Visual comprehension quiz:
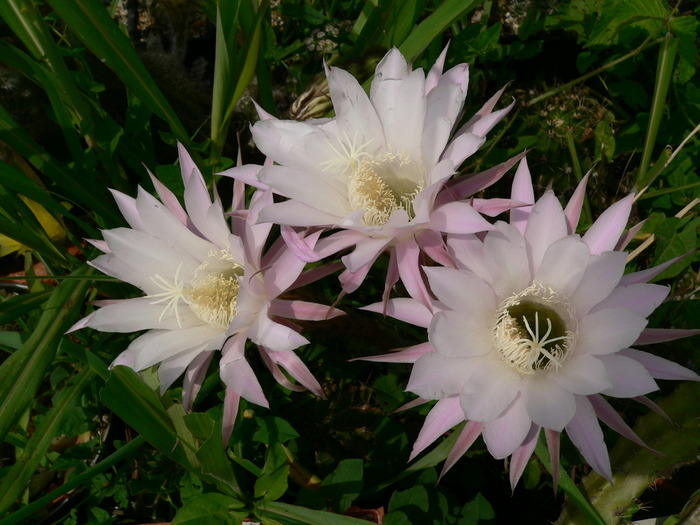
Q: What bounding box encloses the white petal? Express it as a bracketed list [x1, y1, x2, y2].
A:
[524, 191, 568, 272]
[589, 283, 668, 318]
[483, 222, 532, 296]
[258, 199, 343, 227]
[259, 165, 349, 217]
[551, 355, 612, 395]
[569, 251, 628, 316]
[407, 353, 472, 400]
[424, 266, 497, 312]
[597, 354, 659, 397]
[534, 236, 590, 296]
[522, 377, 576, 431]
[422, 82, 466, 167]
[582, 194, 633, 255]
[576, 308, 648, 355]
[482, 396, 532, 459]
[81, 296, 198, 332]
[430, 310, 494, 358]
[460, 361, 521, 421]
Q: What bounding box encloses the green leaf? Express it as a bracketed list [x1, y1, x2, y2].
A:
[457, 492, 495, 524]
[254, 442, 289, 501]
[0, 367, 96, 516]
[321, 459, 364, 513]
[399, 0, 481, 62]
[256, 501, 371, 525]
[587, 0, 669, 47]
[253, 416, 300, 444]
[172, 493, 248, 525]
[0, 290, 52, 325]
[46, 0, 190, 144]
[651, 216, 699, 281]
[0, 265, 94, 446]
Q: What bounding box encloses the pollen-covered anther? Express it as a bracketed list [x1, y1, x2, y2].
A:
[186, 250, 244, 328]
[493, 283, 577, 375]
[347, 152, 425, 227]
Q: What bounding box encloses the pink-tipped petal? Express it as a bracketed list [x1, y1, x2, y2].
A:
[633, 328, 700, 345]
[440, 421, 483, 480]
[582, 194, 634, 255]
[563, 172, 590, 234]
[544, 429, 561, 493]
[509, 158, 535, 233]
[509, 424, 540, 492]
[620, 348, 700, 381]
[565, 396, 612, 481]
[410, 396, 465, 460]
[589, 394, 656, 452]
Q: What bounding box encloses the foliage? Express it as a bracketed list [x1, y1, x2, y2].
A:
[0, 0, 698, 524]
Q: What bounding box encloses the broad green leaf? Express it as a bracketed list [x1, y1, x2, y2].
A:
[254, 442, 289, 501]
[399, 0, 481, 62]
[46, 0, 190, 144]
[587, 0, 669, 47]
[253, 416, 299, 444]
[320, 459, 364, 513]
[457, 492, 495, 525]
[256, 501, 371, 525]
[0, 264, 94, 445]
[0, 367, 96, 515]
[171, 493, 248, 525]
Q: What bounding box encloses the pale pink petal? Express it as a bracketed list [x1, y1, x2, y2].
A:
[342, 237, 391, 273]
[362, 298, 433, 328]
[218, 164, 268, 191]
[633, 327, 700, 345]
[509, 424, 540, 491]
[415, 230, 455, 268]
[482, 396, 532, 459]
[439, 421, 483, 479]
[570, 252, 628, 316]
[590, 283, 668, 318]
[619, 252, 689, 285]
[441, 133, 486, 169]
[407, 353, 471, 400]
[182, 351, 215, 410]
[410, 396, 464, 460]
[576, 308, 648, 356]
[220, 356, 269, 408]
[483, 223, 532, 296]
[597, 353, 658, 397]
[563, 172, 590, 234]
[634, 395, 671, 421]
[328, 65, 385, 151]
[149, 172, 189, 226]
[582, 194, 633, 255]
[423, 80, 468, 166]
[616, 220, 646, 251]
[258, 348, 305, 393]
[424, 44, 449, 93]
[438, 151, 526, 205]
[395, 238, 432, 309]
[339, 260, 375, 293]
[430, 310, 494, 358]
[551, 355, 612, 395]
[259, 199, 343, 228]
[253, 314, 309, 352]
[280, 225, 323, 263]
[110, 189, 145, 231]
[544, 429, 561, 493]
[359, 342, 433, 363]
[183, 166, 230, 249]
[429, 201, 495, 234]
[460, 361, 521, 421]
[265, 240, 315, 298]
[158, 346, 204, 393]
[524, 191, 568, 272]
[509, 158, 535, 233]
[534, 236, 590, 296]
[251, 119, 342, 177]
[259, 165, 348, 217]
[472, 198, 527, 217]
[589, 394, 655, 451]
[446, 233, 489, 277]
[522, 377, 576, 431]
[424, 266, 497, 313]
[620, 348, 700, 381]
[269, 299, 344, 321]
[565, 396, 612, 481]
[261, 347, 324, 397]
[456, 85, 507, 136]
[222, 388, 240, 443]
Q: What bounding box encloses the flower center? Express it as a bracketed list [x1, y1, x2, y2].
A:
[493, 283, 576, 375]
[186, 250, 244, 328]
[347, 152, 425, 227]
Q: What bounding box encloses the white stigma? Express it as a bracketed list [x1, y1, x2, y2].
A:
[149, 263, 187, 327]
[347, 151, 426, 227]
[321, 131, 374, 174]
[493, 283, 577, 375]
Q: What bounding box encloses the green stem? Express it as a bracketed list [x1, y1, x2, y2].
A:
[0, 437, 146, 525]
[636, 32, 679, 189]
[527, 37, 665, 107]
